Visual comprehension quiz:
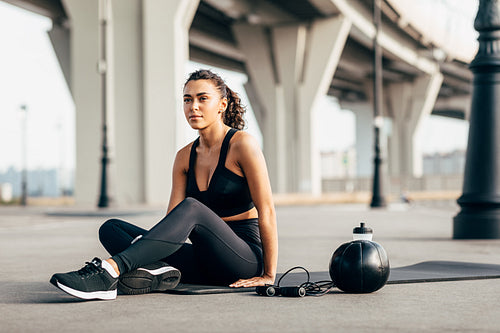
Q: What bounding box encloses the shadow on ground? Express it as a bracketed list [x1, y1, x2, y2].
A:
[0, 281, 88, 304]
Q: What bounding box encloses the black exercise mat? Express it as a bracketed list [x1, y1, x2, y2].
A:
[166, 261, 500, 295]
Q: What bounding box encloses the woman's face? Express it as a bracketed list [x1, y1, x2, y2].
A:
[183, 79, 227, 130]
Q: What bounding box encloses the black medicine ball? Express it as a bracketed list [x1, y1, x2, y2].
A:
[329, 240, 390, 293]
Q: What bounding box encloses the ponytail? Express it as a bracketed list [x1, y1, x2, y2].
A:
[223, 86, 245, 130]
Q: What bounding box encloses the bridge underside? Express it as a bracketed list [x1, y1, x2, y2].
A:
[2, 0, 473, 205]
[4, 0, 471, 115]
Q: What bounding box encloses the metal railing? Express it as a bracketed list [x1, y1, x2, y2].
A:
[322, 174, 463, 195]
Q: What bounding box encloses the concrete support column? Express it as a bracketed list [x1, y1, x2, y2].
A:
[273, 24, 305, 193]
[234, 15, 351, 194]
[110, 0, 144, 204]
[142, 0, 199, 205]
[64, 0, 199, 206]
[63, 0, 101, 205]
[386, 72, 443, 178]
[232, 23, 286, 193]
[296, 17, 351, 194]
[345, 103, 373, 177]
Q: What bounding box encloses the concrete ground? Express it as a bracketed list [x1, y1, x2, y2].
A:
[1, 200, 500, 332]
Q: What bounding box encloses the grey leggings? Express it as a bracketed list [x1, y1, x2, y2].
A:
[99, 197, 263, 286]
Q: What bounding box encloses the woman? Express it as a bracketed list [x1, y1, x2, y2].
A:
[50, 69, 278, 300]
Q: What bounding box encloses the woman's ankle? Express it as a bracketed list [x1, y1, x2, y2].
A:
[105, 258, 120, 276]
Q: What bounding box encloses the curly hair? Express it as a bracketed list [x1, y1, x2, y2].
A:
[184, 69, 246, 130]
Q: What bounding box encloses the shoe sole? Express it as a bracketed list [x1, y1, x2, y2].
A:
[118, 266, 181, 295]
[50, 276, 117, 300]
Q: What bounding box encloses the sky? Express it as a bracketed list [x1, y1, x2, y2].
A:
[0, 1, 472, 173]
[0, 2, 74, 173]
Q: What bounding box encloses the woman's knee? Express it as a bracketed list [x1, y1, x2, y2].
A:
[179, 197, 201, 209]
[177, 197, 214, 215]
[98, 219, 124, 243]
[169, 197, 206, 216]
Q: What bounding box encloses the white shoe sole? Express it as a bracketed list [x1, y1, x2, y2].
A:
[53, 279, 117, 300]
[137, 265, 179, 275]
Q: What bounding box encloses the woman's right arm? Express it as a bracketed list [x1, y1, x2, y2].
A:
[167, 145, 190, 214]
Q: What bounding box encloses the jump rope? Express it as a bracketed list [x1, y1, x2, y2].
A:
[255, 266, 335, 297]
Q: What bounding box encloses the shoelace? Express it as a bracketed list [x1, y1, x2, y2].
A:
[77, 258, 104, 276]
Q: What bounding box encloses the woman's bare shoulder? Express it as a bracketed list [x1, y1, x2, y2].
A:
[231, 130, 260, 151]
[178, 141, 195, 155]
[174, 141, 195, 171]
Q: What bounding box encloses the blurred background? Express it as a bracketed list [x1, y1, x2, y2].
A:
[0, 0, 478, 206]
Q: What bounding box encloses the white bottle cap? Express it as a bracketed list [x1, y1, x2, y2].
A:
[353, 222, 373, 241]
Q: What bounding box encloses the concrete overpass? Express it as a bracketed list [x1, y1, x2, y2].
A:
[2, 0, 474, 205]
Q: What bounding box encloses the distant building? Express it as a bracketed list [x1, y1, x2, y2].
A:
[321, 149, 465, 194]
[0, 167, 74, 198]
[321, 148, 357, 179]
[423, 150, 466, 175]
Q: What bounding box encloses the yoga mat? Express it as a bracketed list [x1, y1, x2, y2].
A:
[166, 261, 500, 295]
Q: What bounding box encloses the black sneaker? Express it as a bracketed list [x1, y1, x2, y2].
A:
[118, 261, 181, 295]
[50, 258, 118, 300]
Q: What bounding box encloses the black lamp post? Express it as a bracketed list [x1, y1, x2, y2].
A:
[453, 0, 500, 238]
[19, 104, 28, 206]
[370, 0, 387, 208]
[97, 0, 111, 208]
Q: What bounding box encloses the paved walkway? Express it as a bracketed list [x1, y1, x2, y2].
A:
[1, 201, 499, 332]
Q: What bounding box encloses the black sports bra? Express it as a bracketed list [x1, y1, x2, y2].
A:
[185, 129, 255, 217]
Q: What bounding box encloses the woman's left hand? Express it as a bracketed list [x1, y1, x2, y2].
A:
[229, 275, 275, 288]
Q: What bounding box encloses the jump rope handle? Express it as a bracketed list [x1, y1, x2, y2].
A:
[255, 285, 306, 297]
[255, 285, 277, 297]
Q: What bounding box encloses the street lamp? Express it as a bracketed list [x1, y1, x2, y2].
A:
[19, 104, 28, 206]
[97, 0, 111, 208]
[370, 0, 387, 208]
[453, 0, 500, 238]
